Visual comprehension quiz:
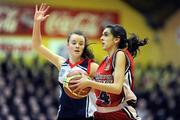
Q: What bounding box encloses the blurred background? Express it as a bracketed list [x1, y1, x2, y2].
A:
[0, 0, 180, 120]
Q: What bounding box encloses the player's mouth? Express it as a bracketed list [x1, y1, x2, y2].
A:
[74, 50, 80, 53]
[102, 42, 105, 46]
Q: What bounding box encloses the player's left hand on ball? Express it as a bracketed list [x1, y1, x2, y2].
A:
[69, 73, 90, 93]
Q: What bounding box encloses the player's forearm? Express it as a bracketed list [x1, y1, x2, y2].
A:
[32, 20, 42, 49]
[89, 80, 123, 95]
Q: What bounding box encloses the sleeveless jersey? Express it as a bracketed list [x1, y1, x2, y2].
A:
[94, 49, 135, 107]
[112, 49, 135, 91]
[57, 59, 96, 119]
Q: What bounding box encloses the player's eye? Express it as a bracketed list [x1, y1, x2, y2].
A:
[71, 40, 76, 45]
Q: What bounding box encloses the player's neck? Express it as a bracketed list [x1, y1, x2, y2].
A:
[107, 47, 117, 58]
[69, 57, 82, 64]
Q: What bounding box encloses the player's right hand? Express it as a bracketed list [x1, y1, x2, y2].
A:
[34, 3, 50, 22]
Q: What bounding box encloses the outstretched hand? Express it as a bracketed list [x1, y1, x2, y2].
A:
[69, 73, 91, 93]
[34, 3, 50, 22]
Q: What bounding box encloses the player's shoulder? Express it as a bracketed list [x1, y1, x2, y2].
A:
[116, 50, 126, 60]
[89, 62, 99, 77]
[91, 62, 99, 67]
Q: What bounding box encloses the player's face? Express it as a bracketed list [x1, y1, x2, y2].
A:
[100, 28, 115, 51]
[68, 34, 85, 59]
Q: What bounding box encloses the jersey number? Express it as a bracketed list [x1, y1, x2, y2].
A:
[99, 92, 110, 104]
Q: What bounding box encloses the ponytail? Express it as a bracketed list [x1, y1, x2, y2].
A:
[127, 33, 148, 58]
[105, 24, 148, 58]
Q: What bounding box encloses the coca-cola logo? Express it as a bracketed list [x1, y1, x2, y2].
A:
[45, 11, 100, 38]
[0, 4, 119, 38]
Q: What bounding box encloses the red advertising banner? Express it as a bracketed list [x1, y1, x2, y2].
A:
[0, 4, 119, 39]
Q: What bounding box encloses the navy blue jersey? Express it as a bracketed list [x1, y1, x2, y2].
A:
[57, 59, 96, 119]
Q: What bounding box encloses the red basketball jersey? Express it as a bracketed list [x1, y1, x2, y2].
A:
[94, 49, 135, 107]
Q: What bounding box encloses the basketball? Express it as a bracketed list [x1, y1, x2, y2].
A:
[63, 70, 91, 99]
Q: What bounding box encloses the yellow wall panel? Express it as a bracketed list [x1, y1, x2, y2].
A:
[1, 0, 179, 66]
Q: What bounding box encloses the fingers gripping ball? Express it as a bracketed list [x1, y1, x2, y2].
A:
[63, 70, 91, 99]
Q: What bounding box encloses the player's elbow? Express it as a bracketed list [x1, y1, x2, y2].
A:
[113, 89, 122, 95]
[112, 86, 123, 95]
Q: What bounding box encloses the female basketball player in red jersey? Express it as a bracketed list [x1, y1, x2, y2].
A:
[70, 24, 148, 120]
[32, 3, 99, 120]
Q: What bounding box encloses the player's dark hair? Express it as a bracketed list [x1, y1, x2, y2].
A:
[67, 30, 94, 59]
[106, 24, 148, 57]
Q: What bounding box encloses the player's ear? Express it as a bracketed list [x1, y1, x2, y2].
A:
[114, 36, 120, 44]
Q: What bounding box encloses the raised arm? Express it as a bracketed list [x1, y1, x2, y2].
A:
[32, 3, 65, 69]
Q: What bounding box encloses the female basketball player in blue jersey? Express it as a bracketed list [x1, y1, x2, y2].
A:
[71, 24, 148, 120]
[32, 3, 99, 120]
